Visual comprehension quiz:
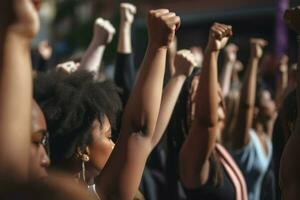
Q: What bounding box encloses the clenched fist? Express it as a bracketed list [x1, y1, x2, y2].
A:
[174, 49, 197, 77]
[206, 23, 233, 52]
[224, 43, 238, 63]
[0, 0, 40, 39]
[147, 9, 180, 48]
[284, 6, 300, 34]
[250, 38, 268, 59]
[120, 3, 137, 24]
[93, 18, 116, 45]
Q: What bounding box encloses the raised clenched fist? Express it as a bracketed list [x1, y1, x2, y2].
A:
[206, 23, 233, 52]
[250, 38, 268, 59]
[120, 3, 137, 24]
[0, 0, 40, 39]
[224, 43, 238, 63]
[147, 9, 181, 48]
[284, 6, 300, 34]
[278, 54, 289, 73]
[174, 49, 197, 77]
[93, 18, 116, 45]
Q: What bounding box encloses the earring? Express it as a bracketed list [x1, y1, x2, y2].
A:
[80, 154, 89, 182]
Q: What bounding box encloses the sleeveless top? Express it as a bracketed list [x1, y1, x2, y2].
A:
[185, 144, 248, 200]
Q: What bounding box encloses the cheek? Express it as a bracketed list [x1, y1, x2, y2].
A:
[89, 137, 114, 170]
[28, 144, 48, 179]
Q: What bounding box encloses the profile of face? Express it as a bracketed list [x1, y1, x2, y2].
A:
[85, 115, 114, 177]
[30, 101, 51, 180]
[258, 90, 276, 120]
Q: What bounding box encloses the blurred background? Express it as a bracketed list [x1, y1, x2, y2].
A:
[35, 0, 299, 75]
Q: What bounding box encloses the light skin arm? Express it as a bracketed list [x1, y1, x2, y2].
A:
[179, 23, 232, 188]
[80, 18, 115, 76]
[96, 9, 180, 200]
[0, 0, 39, 180]
[117, 3, 136, 54]
[220, 43, 238, 97]
[152, 49, 196, 146]
[231, 38, 267, 150]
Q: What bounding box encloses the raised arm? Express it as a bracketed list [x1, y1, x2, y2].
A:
[231, 38, 267, 149]
[220, 43, 238, 97]
[275, 55, 289, 108]
[152, 49, 196, 145]
[117, 3, 136, 54]
[179, 23, 232, 188]
[115, 3, 136, 105]
[80, 18, 115, 77]
[96, 9, 180, 200]
[0, 0, 40, 180]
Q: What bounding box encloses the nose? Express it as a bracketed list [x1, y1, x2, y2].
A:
[40, 146, 51, 167]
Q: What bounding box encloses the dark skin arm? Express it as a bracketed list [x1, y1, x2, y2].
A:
[220, 43, 238, 97]
[0, 0, 40, 180]
[152, 49, 196, 145]
[96, 9, 180, 200]
[231, 38, 267, 150]
[179, 23, 232, 188]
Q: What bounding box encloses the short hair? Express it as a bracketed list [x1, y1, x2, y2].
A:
[34, 70, 122, 167]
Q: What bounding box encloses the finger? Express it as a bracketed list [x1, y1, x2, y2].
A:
[166, 16, 181, 30]
[211, 26, 223, 39]
[121, 3, 137, 14]
[161, 12, 176, 20]
[150, 9, 169, 17]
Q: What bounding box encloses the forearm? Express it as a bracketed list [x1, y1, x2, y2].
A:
[80, 38, 106, 75]
[117, 22, 132, 54]
[276, 70, 288, 107]
[196, 50, 219, 126]
[152, 74, 186, 146]
[232, 57, 258, 149]
[221, 61, 234, 97]
[241, 57, 258, 106]
[122, 43, 167, 137]
[0, 32, 32, 179]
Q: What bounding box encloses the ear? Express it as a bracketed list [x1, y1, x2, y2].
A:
[76, 147, 90, 162]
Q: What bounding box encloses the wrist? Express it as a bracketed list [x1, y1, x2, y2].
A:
[148, 41, 168, 51]
[204, 48, 219, 57]
[5, 30, 32, 47]
[250, 55, 260, 61]
[120, 21, 133, 28]
[172, 73, 189, 81]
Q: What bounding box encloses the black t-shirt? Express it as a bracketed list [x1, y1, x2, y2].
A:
[184, 158, 236, 200]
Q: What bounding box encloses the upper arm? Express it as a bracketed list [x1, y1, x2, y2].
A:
[179, 123, 217, 188]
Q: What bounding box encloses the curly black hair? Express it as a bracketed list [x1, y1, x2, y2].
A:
[34, 70, 122, 167]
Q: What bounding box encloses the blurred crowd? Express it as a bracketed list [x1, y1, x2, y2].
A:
[0, 1, 300, 200]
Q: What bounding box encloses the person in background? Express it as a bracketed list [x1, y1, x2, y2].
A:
[179, 23, 248, 200]
[280, 6, 300, 200]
